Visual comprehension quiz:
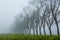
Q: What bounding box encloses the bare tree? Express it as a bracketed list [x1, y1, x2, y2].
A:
[12, 0, 60, 35]
[49, 0, 60, 35]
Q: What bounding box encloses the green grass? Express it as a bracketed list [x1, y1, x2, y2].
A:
[0, 34, 60, 40]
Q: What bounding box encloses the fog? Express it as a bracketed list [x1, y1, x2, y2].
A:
[0, 0, 29, 33]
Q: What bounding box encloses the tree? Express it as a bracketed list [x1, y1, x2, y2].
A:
[12, 0, 60, 35]
[50, 0, 60, 35]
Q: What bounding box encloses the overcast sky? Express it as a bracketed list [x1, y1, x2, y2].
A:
[0, 0, 30, 33]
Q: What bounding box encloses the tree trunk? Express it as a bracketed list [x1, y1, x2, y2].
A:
[36, 24, 38, 35]
[33, 27, 35, 35]
[39, 27, 41, 35]
[43, 21, 46, 35]
[48, 27, 52, 35]
[54, 17, 59, 35]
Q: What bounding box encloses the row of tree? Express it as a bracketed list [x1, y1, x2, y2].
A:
[12, 0, 60, 35]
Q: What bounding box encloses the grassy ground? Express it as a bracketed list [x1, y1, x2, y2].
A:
[0, 34, 60, 40]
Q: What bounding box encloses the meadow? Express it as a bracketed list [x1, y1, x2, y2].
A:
[0, 34, 60, 40]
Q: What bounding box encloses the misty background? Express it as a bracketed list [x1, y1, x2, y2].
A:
[0, 0, 30, 33]
[0, 0, 60, 35]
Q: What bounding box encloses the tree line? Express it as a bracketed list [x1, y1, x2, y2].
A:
[12, 0, 60, 35]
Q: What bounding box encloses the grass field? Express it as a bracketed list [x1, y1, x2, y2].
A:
[0, 34, 60, 40]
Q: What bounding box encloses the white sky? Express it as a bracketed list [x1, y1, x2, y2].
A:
[0, 0, 30, 33]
